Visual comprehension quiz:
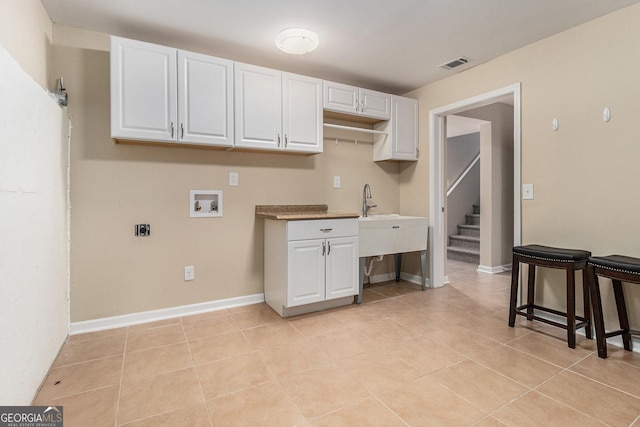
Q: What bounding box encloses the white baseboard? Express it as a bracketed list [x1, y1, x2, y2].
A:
[367, 272, 431, 287]
[368, 273, 396, 284]
[477, 264, 512, 274]
[70, 293, 265, 335]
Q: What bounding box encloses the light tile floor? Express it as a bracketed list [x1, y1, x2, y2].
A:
[34, 260, 640, 426]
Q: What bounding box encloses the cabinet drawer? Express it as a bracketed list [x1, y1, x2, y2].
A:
[287, 219, 358, 241]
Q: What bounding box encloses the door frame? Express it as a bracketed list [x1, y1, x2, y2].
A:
[428, 83, 521, 287]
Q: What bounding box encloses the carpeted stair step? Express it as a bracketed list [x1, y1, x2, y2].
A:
[457, 224, 480, 237]
[465, 213, 480, 226]
[449, 234, 480, 251]
[447, 246, 480, 264]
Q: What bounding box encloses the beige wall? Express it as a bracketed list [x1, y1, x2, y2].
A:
[461, 103, 514, 268]
[404, 4, 640, 325]
[0, 0, 53, 89]
[51, 26, 401, 322]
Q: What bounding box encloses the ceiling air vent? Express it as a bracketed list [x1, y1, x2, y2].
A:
[440, 57, 470, 70]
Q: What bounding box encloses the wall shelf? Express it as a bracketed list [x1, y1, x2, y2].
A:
[322, 123, 388, 136]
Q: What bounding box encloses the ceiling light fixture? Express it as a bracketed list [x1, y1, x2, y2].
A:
[275, 28, 319, 55]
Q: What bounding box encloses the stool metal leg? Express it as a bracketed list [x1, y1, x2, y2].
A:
[566, 266, 576, 349]
[612, 279, 632, 351]
[508, 253, 520, 327]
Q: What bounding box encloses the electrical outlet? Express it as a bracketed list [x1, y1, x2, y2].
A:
[522, 184, 534, 200]
[333, 176, 341, 188]
[135, 224, 151, 236]
[184, 265, 194, 281]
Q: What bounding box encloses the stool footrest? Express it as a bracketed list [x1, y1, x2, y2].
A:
[603, 329, 640, 339]
[514, 305, 589, 330]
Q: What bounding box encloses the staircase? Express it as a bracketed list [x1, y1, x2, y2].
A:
[447, 204, 480, 264]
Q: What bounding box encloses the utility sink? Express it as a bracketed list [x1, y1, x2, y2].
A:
[358, 214, 428, 257]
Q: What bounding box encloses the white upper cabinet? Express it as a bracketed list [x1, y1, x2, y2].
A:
[111, 36, 233, 147]
[178, 50, 234, 146]
[111, 36, 177, 142]
[282, 72, 323, 153]
[234, 63, 281, 150]
[373, 95, 419, 161]
[323, 81, 391, 120]
[235, 63, 322, 153]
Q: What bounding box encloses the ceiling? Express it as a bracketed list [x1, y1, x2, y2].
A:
[41, 0, 639, 94]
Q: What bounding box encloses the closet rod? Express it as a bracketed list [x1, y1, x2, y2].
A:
[323, 123, 387, 135]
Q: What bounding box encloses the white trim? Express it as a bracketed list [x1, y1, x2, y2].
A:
[429, 83, 521, 290]
[477, 264, 512, 274]
[400, 272, 432, 287]
[70, 293, 265, 335]
[367, 272, 432, 287]
[367, 273, 396, 284]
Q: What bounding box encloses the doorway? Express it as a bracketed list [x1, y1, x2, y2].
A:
[429, 83, 522, 287]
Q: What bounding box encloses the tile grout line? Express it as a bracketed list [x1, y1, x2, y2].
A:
[113, 326, 129, 427]
[179, 316, 214, 427]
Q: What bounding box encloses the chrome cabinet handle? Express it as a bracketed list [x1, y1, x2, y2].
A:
[361, 101, 366, 112]
[170, 122, 174, 138]
[285, 134, 288, 147]
[322, 242, 326, 256]
[327, 241, 331, 255]
[355, 98, 359, 112]
[320, 228, 332, 233]
[277, 133, 281, 147]
[180, 123, 184, 139]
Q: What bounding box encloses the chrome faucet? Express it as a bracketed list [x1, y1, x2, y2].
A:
[362, 183, 377, 217]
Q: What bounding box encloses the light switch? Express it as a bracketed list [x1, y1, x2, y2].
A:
[229, 172, 239, 187]
[522, 184, 534, 200]
[333, 176, 341, 188]
[184, 265, 194, 281]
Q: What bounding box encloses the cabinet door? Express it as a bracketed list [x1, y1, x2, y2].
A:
[111, 36, 177, 142]
[282, 73, 323, 153]
[391, 96, 419, 160]
[323, 81, 359, 115]
[178, 51, 233, 146]
[234, 63, 281, 150]
[360, 88, 391, 120]
[325, 236, 359, 300]
[288, 239, 325, 307]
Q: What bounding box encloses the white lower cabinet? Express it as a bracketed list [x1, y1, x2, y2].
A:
[264, 219, 358, 317]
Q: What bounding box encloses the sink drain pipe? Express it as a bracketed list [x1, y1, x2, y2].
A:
[364, 255, 385, 277]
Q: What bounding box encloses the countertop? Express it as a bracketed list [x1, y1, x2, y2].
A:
[255, 204, 360, 220]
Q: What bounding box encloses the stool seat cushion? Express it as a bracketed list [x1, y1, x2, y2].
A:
[513, 245, 591, 262]
[589, 255, 640, 275]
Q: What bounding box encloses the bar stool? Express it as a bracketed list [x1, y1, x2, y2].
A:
[508, 244, 592, 348]
[587, 255, 640, 358]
